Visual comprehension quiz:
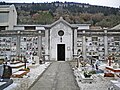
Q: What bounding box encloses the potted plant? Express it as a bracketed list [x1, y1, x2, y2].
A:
[84, 71, 92, 78]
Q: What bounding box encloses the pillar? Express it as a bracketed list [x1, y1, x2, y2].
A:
[16, 34, 20, 57]
[45, 29, 49, 60]
[82, 31, 86, 60]
[38, 31, 42, 59]
[104, 30, 108, 58]
[74, 29, 77, 55]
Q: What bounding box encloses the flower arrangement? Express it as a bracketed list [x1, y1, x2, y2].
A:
[80, 61, 87, 67]
[83, 71, 92, 78]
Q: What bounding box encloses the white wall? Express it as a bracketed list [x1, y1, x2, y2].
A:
[14, 26, 24, 30]
[78, 25, 90, 29]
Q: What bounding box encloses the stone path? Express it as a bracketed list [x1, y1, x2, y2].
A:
[29, 61, 80, 90]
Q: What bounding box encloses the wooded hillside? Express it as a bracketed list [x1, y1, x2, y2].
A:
[0, 1, 120, 27]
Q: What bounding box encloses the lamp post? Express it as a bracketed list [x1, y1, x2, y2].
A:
[4, 38, 7, 62]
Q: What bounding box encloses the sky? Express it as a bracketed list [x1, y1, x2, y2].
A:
[0, 0, 120, 8]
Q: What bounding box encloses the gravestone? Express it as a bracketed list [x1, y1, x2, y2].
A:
[34, 56, 39, 65]
[0, 65, 4, 79]
[2, 64, 12, 79]
[0, 59, 4, 79]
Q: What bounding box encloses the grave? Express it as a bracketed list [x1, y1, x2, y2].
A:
[0, 60, 13, 89]
[9, 58, 30, 78]
[0, 79, 13, 90]
[10, 61, 29, 78]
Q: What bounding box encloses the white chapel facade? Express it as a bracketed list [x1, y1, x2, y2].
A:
[44, 17, 89, 61]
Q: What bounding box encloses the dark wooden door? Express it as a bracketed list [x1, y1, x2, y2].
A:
[57, 44, 65, 61]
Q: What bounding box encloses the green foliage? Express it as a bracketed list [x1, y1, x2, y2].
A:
[96, 14, 120, 27]
[32, 11, 54, 24]
[88, 70, 96, 74]
[0, 58, 4, 64]
[84, 71, 92, 78]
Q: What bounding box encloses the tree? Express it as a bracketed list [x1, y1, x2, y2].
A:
[32, 11, 54, 24]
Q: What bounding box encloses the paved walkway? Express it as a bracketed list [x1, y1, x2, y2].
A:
[29, 61, 80, 90]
